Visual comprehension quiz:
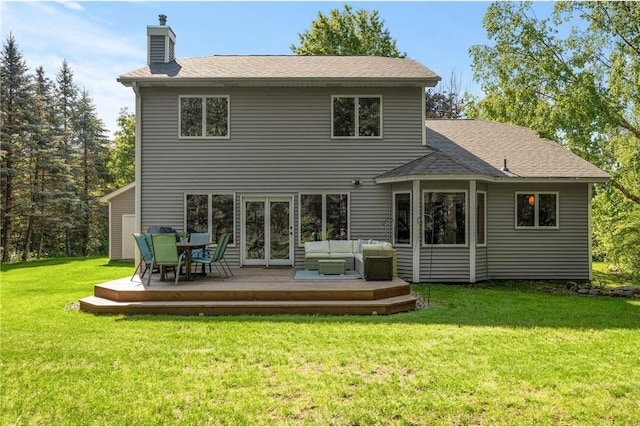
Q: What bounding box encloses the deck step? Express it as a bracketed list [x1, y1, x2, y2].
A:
[79, 294, 417, 316]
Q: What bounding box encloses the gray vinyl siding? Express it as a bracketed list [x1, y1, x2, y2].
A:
[139, 86, 430, 267]
[109, 187, 135, 260]
[487, 183, 590, 280]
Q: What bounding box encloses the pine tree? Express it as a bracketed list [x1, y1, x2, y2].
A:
[0, 34, 33, 262]
[73, 89, 109, 256]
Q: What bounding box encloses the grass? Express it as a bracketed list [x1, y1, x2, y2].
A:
[1, 258, 639, 425]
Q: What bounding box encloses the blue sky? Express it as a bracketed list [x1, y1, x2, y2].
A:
[1, 1, 554, 135]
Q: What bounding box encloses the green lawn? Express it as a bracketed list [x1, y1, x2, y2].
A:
[1, 258, 639, 425]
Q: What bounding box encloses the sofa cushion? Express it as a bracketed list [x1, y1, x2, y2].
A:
[362, 243, 385, 251]
[305, 253, 330, 259]
[305, 241, 330, 254]
[329, 252, 355, 259]
[329, 240, 353, 254]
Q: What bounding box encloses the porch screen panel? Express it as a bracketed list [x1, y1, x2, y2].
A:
[212, 194, 234, 244]
[186, 194, 208, 233]
[300, 194, 323, 243]
[424, 192, 466, 245]
[394, 193, 411, 245]
[326, 194, 348, 240]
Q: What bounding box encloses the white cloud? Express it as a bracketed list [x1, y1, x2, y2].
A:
[2, 2, 144, 134]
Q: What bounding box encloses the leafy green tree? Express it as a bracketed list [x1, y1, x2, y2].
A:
[426, 70, 464, 119]
[291, 5, 405, 57]
[468, 1, 640, 273]
[108, 108, 135, 190]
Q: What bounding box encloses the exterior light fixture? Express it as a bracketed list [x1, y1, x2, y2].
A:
[528, 194, 535, 205]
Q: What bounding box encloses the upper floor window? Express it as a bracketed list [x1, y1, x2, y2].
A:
[424, 191, 466, 245]
[515, 192, 558, 228]
[332, 95, 382, 138]
[179, 96, 229, 138]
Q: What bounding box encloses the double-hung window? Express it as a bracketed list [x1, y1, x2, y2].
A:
[515, 192, 558, 228]
[423, 191, 467, 245]
[299, 193, 349, 243]
[185, 193, 235, 244]
[179, 95, 229, 138]
[332, 95, 382, 138]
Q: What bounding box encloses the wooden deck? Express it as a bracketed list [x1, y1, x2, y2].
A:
[79, 268, 416, 316]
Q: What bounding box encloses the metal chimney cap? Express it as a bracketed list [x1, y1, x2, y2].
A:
[158, 14, 167, 25]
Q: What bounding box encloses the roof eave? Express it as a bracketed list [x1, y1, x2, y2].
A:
[375, 175, 611, 185]
[117, 76, 440, 88]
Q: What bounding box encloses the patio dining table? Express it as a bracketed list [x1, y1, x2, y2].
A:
[176, 241, 208, 281]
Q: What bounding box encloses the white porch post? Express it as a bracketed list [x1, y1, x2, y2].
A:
[133, 82, 142, 268]
[469, 180, 477, 283]
[412, 180, 421, 283]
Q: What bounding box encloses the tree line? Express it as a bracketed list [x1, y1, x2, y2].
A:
[0, 35, 133, 262]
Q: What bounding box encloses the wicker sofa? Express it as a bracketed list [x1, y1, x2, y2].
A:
[304, 240, 397, 278]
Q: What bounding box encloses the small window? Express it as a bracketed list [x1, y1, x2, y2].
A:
[179, 96, 229, 138]
[424, 191, 466, 245]
[332, 95, 381, 138]
[516, 192, 558, 228]
[477, 192, 486, 246]
[212, 194, 234, 244]
[394, 192, 411, 245]
[299, 193, 349, 244]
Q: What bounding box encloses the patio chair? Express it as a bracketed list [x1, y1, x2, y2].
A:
[193, 240, 226, 279]
[216, 233, 234, 277]
[189, 232, 211, 274]
[131, 233, 154, 281]
[149, 233, 186, 286]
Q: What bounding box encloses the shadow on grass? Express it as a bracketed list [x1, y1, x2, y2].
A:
[0, 257, 133, 272]
[108, 283, 640, 331]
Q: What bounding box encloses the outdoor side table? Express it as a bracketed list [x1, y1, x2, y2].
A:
[318, 259, 346, 275]
[364, 256, 393, 281]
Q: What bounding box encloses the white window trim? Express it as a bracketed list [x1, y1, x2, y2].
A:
[184, 192, 237, 246]
[298, 192, 351, 246]
[514, 191, 560, 230]
[178, 95, 230, 139]
[477, 191, 487, 247]
[422, 189, 469, 247]
[393, 191, 412, 247]
[330, 95, 383, 139]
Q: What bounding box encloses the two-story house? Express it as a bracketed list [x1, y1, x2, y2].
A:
[115, 17, 609, 283]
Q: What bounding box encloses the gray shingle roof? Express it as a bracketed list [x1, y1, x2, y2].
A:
[377, 119, 610, 181]
[118, 55, 440, 87]
[426, 119, 609, 179]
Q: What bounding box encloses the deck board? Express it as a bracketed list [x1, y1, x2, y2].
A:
[80, 268, 416, 316]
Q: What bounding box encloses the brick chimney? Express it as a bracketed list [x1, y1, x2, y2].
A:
[147, 14, 176, 65]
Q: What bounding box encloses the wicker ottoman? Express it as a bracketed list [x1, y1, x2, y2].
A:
[318, 259, 346, 275]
